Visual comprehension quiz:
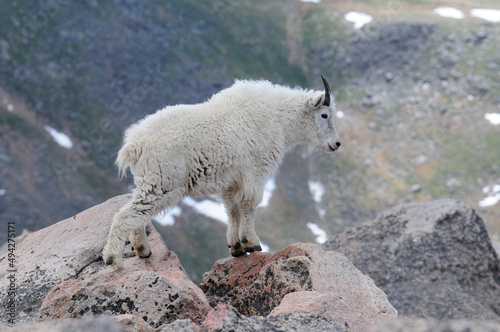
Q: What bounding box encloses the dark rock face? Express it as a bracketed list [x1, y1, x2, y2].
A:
[323, 199, 500, 320]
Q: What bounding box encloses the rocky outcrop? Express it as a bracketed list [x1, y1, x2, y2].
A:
[0, 194, 211, 328]
[200, 243, 397, 331]
[0, 194, 396, 331]
[6, 195, 500, 331]
[161, 304, 346, 332]
[323, 199, 500, 321]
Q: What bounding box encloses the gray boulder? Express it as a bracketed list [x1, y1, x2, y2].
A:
[161, 304, 346, 332]
[323, 199, 500, 320]
[370, 317, 500, 332]
[8, 316, 124, 332]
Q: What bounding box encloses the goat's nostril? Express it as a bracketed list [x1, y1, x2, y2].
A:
[336, 141, 341, 147]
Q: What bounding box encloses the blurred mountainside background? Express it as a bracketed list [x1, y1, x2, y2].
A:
[0, 0, 499, 282]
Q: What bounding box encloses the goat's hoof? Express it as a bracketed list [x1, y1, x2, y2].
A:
[105, 257, 114, 265]
[139, 249, 152, 259]
[141, 251, 152, 258]
[245, 245, 262, 253]
[231, 250, 247, 257]
[137, 244, 152, 258]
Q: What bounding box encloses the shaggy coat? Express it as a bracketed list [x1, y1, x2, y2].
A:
[103, 78, 341, 265]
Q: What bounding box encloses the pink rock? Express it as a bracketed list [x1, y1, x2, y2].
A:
[272, 291, 389, 331]
[201, 242, 397, 330]
[115, 314, 155, 332]
[201, 304, 232, 331]
[0, 194, 210, 328]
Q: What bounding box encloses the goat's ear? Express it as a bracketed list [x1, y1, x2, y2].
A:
[308, 92, 325, 110]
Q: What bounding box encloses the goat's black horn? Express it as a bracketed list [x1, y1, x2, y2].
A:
[321, 76, 331, 107]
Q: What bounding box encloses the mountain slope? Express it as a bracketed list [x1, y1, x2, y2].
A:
[1, 0, 499, 282]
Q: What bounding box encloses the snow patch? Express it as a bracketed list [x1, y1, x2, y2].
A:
[183, 197, 229, 224]
[0, 189, 6, 196]
[260, 241, 270, 253]
[485, 113, 500, 125]
[336, 110, 345, 119]
[259, 178, 276, 208]
[154, 178, 277, 226]
[300, 0, 321, 3]
[44, 125, 73, 149]
[345, 11, 373, 29]
[479, 185, 500, 207]
[433, 7, 465, 19]
[308, 181, 325, 203]
[154, 206, 182, 226]
[1, 98, 13, 111]
[471, 8, 500, 22]
[307, 222, 328, 244]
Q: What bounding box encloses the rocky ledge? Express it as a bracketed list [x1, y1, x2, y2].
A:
[0, 195, 499, 332]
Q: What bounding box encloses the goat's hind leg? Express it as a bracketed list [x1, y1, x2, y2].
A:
[102, 199, 149, 266]
[129, 226, 152, 258]
[103, 191, 163, 265]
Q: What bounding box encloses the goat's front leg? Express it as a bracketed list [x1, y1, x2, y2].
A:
[222, 192, 246, 257]
[238, 198, 262, 253]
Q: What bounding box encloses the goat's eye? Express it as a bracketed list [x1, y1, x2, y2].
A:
[321, 113, 328, 119]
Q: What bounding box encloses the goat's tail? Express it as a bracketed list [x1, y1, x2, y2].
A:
[116, 141, 140, 178]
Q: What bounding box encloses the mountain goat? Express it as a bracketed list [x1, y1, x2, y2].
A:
[103, 77, 341, 265]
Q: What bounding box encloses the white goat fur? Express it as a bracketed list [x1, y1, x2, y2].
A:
[103, 79, 341, 265]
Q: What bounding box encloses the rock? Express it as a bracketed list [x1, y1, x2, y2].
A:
[114, 314, 155, 332]
[445, 177, 461, 191]
[410, 184, 422, 193]
[323, 199, 500, 320]
[271, 291, 386, 330]
[200, 243, 397, 331]
[370, 317, 500, 332]
[473, 26, 489, 44]
[384, 72, 394, 82]
[494, 241, 500, 257]
[0, 228, 30, 256]
[0, 194, 210, 328]
[362, 94, 382, 108]
[9, 316, 125, 332]
[162, 304, 346, 332]
[160, 318, 200, 332]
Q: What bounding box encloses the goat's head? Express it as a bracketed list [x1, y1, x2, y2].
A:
[306, 76, 341, 153]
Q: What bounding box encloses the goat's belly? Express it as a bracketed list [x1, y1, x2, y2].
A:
[185, 167, 236, 197]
